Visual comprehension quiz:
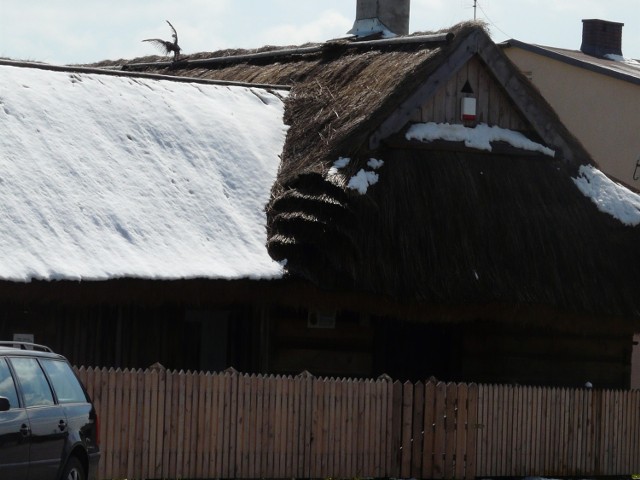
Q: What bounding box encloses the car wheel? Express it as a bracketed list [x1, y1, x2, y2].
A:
[60, 456, 85, 480]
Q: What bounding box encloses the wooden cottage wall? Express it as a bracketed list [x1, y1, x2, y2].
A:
[413, 56, 529, 131]
[457, 322, 634, 389]
[266, 306, 375, 378]
[0, 302, 264, 373]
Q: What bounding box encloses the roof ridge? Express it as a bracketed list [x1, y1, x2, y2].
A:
[123, 32, 455, 72]
[0, 58, 290, 90]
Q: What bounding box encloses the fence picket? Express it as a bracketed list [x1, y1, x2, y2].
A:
[465, 383, 478, 480]
[433, 382, 446, 478]
[400, 381, 414, 478]
[411, 381, 425, 477]
[444, 383, 457, 478]
[105, 368, 116, 480]
[454, 383, 468, 480]
[390, 381, 403, 477]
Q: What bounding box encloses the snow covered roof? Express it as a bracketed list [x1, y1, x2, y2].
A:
[0, 62, 288, 282]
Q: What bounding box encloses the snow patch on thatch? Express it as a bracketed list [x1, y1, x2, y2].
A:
[406, 122, 556, 157]
[573, 165, 640, 226]
[328, 157, 385, 195]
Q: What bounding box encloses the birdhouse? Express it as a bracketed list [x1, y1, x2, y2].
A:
[461, 97, 477, 121]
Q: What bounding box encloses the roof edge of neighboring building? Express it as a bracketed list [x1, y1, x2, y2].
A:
[500, 39, 640, 87]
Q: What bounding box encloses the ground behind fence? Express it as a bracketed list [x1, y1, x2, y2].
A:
[74, 366, 640, 480]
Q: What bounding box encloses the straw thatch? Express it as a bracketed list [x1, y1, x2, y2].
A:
[102, 22, 640, 321]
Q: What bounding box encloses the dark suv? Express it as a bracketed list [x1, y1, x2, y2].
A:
[0, 342, 100, 480]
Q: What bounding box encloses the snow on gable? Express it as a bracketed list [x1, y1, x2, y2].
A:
[0, 65, 288, 281]
[573, 165, 640, 227]
[406, 122, 556, 157]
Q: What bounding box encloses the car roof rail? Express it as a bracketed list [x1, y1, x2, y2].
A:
[0, 341, 53, 352]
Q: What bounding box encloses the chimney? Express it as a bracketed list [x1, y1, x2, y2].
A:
[349, 0, 411, 38]
[580, 19, 624, 58]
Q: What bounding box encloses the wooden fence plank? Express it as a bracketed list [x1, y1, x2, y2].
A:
[345, 378, 354, 477]
[488, 384, 498, 476]
[454, 383, 468, 480]
[106, 368, 116, 480]
[465, 383, 478, 480]
[390, 380, 402, 478]
[384, 377, 393, 477]
[400, 381, 414, 478]
[336, 378, 346, 478]
[209, 373, 221, 476]
[293, 374, 303, 478]
[422, 381, 436, 479]
[411, 381, 425, 477]
[444, 382, 458, 478]
[363, 379, 373, 478]
[302, 372, 314, 479]
[371, 378, 380, 479]
[201, 373, 212, 478]
[633, 391, 640, 471]
[518, 386, 529, 476]
[286, 376, 297, 478]
[353, 378, 362, 477]
[503, 385, 512, 476]
[475, 384, 486, 476]
[124, 369, 136, 479]
[433, 382, 447, 478]
[249, 374, 259, 479]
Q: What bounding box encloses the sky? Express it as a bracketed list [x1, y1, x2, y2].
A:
[1, 0, 639, 65]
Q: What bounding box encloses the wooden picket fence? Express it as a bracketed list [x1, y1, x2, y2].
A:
[74, 367, 640, 480]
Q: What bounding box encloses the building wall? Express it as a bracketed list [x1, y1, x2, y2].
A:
[0, 303, 261, 372]
[504, 47, 640, 191]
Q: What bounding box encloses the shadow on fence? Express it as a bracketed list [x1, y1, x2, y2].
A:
[74, 366, 640, 480]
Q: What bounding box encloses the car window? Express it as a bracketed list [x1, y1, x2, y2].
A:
[0, 358, 20, 409]
[10, 357, 55, 407]
[41, 359, 86, 404]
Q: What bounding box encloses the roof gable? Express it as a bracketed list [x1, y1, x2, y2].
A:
[409, 55, 530, 130]
[0, 62, 288, 281]
[369, 27, 587, 164]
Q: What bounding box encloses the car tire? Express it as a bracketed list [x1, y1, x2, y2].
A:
[60, 456, 85, 480]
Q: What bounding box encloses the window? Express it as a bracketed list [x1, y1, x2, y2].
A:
[0, 358, 19, 409]
[41, 359, 86, 404]
[10, 357, 54, 407]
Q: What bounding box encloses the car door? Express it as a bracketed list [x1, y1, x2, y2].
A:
[0, 357, 29, 479]
[9, 357, 67, 480]
[40, 358, 94, 449]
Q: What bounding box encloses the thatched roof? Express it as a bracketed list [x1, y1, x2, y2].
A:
[101, 23, 640, 320]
